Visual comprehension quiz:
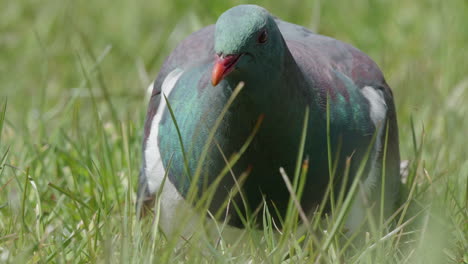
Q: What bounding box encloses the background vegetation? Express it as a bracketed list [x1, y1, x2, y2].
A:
[0, 0, 466, 263]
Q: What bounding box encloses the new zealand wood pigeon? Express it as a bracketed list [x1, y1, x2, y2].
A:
[137, 5, 400, 235]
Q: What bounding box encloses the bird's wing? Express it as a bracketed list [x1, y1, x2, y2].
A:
[278, 19, 394, 134]
[143, 25, 215, 147]
[138, 25, 215, 213]
[278, 20, 400, 201]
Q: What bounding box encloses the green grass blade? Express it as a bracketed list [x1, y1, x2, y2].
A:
[321, 131, 377, 251]
[163, 94, 192, 181]
[187, 82, 244, 202]
[48, 183, 92, 210]
[0, 99, 6, 146]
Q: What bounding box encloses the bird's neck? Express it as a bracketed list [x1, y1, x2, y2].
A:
[236, 47, 311, 116]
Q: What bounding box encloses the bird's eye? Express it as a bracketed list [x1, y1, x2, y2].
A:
[257, 30, 268, 44]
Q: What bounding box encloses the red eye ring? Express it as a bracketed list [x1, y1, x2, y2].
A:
[258, 30, 268, 44]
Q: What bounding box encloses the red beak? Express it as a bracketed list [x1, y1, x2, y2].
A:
[211, 54, 242, 86]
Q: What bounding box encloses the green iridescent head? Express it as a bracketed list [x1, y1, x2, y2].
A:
[211, 5, 286, 86]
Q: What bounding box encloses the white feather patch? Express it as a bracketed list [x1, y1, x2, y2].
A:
[144, 68, 193, 236]
[346, 86, 388, 232]
[145, 68, 184, 194]
[362, 86, 387, 170]
[145, 83, 154, 101]
[362, 86, 387, 134]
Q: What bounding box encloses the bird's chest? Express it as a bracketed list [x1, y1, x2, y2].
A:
[223, 94, 305, 173]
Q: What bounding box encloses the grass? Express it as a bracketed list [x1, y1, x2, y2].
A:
[0, 0, 467, 263]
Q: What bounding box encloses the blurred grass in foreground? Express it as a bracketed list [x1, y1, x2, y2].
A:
[0, 0, 467, 263]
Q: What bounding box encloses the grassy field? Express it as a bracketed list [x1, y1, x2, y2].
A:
[1, 0, 467, 263]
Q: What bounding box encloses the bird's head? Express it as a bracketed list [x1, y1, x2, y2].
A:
[212, 5, 285, 86]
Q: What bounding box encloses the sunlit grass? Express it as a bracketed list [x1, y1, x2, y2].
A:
[0, 0, 467, 263]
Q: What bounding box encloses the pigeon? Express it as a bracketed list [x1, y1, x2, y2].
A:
[137, 4, 400, 235]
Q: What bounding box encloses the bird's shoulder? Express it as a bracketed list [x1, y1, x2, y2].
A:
[152, 25, 215, 96]
[277, 19, 394, 134]
[278, 20, 384, 89]
[143, 25, 216, 145]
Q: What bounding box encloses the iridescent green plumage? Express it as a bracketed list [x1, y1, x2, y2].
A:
[139, 5, 400, 230]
